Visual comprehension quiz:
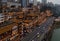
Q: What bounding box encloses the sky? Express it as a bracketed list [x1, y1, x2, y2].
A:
[37, 0, 60, 4]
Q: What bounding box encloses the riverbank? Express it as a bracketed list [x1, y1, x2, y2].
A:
[54, 21, 60, 29]
[51, 28, 60, 41]
[51, 21, 60, 41]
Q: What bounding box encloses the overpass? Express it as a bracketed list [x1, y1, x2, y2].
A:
[21, 17, 55, 41]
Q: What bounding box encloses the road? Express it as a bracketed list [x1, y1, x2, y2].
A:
[21, 17, 55, 41]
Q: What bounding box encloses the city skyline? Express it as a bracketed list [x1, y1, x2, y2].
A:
[1, 0, 60, 4]
[37, 0, 60, 4]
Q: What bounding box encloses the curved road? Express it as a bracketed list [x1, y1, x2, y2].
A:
[21, 17, 55, 41]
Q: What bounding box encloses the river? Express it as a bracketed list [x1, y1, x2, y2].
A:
[51, 26, 60, 41]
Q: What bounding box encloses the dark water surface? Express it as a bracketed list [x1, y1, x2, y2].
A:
[51, 27, 60, 41]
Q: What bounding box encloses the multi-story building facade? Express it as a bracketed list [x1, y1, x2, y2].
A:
[33, 0, 37, 6]
[0, 0, 31, 7]
[8, 0, 29, 7]
[42, 0, 47, 4]
[8, 0, 21, 3]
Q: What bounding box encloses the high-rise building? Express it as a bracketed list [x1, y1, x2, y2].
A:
[4, 0, 21, 8]
[1, 0, 30, 7]
[29, 0, 37, 6]
[1, 0, 7, 2]
[21, 0, 30, 7]
[1, 0, 7, 6]
[21, 0, 27, 7]
[29, 0, 33, 4]
[42, 0, 47, 4]
[8, 0, 19, 3]
[33, 0, 37, 6]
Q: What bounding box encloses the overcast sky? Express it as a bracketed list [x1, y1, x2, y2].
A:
[37, 0, 60, 4]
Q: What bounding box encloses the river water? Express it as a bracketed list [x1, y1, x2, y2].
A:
[51, 27, 60, 41]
